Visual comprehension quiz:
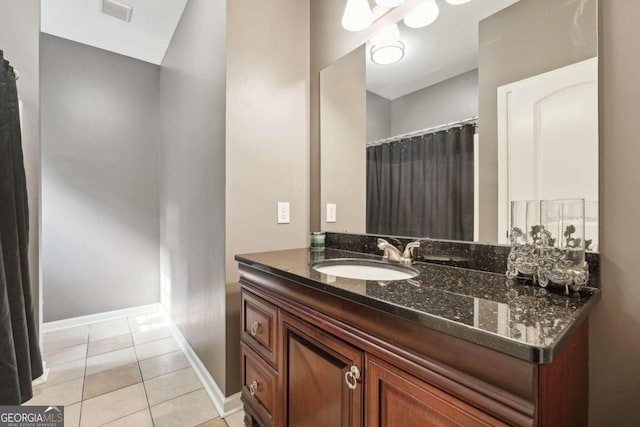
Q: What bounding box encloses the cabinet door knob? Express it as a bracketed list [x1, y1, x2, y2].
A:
[344, 365, 361, 390]
[249, 380, 260, 396]
[250, 321, 261, 337]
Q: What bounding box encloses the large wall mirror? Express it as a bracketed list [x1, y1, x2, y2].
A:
[320, 0, 598, 249]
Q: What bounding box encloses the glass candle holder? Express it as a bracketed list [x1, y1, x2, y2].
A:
[585, 200, 599, 252]
[506, 200, 541, 280]
[538, 199, 589, 293]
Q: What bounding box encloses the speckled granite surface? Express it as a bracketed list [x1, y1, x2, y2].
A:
[325, 232, 601, 288]
[235, 248, 600, 364]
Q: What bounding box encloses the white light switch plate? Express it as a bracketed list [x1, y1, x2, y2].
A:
[326, 203, 337, 223]
[277, 202, 290, 224]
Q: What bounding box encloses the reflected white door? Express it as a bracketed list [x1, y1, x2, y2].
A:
[497, 57, 598, 246]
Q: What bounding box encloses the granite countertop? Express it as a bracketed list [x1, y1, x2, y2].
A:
[235, 248, 600, 364]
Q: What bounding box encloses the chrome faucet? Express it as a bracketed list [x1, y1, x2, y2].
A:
[376, 239, 421, 265]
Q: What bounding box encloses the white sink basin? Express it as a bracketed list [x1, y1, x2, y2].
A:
[312, 259, 419, 281]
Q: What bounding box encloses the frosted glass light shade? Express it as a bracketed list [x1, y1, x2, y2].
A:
[370, 23, 401, 46]
[445, 0, 473, 4]
[371, 42, 405, 65]
[375, 0, 406, 7]
[342, 0, 374, 32]
[370, 24, 405, 65]
[403, 0, 440, 29]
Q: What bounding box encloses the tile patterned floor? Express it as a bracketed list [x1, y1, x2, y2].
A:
[26, 312, 245, 427]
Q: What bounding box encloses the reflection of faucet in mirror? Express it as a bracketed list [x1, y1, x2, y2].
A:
[377, 239, 421, 265]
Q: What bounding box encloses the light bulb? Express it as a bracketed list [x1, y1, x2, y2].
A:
[445, 0, 473, 4]
[375, 0, 406, 7]
[342, 0, 374, 32]
[403, 0, 439, 29]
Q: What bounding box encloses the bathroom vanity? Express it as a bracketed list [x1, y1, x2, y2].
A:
[235, 248, 599, 427]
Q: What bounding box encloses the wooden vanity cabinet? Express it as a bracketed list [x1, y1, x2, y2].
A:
[239, 264, 588, 427]
[281, 313, 363, 427]
[365, 356, 506, 427]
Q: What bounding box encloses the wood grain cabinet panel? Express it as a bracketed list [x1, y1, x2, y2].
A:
[366, 356, 508, 427]
[281, 313, 363, 427]
[242, 342, 279, 426]
[242, 290, 278, 367]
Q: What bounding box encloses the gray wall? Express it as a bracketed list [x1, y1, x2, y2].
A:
[477, 0, 597, 242]
[159, 0, 228, 392]
[592, 3, 640, 425]
[321, 46, 366, 232]
[0, 0, 41, 337]
[41, 35, 160, 321]
[391, 69, 478, 136]
[226, 0, 310, 393]
[366, 91, 391, 142]
[366, 69, 479, 142]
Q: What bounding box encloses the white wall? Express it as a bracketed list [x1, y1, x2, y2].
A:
[41, 35, 160, 321]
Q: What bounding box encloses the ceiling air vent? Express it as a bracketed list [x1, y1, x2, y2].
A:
[102, 0, 133, 23]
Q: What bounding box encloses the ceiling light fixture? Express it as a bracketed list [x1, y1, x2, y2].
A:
[403, 0, 439, 29]
[375, 0, 406, 7]
[445, 0, 473, 4]
[342, 0, 374, 32]
[102, 0, 133, 23]
[370, 24, 405, 65]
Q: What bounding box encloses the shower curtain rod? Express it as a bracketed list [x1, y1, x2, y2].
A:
[366, 116, 478, 147]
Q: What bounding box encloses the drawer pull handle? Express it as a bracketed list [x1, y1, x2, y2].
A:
[250, 321, 261, 337]
[249, 380, 260, 396]
[344, 365, 360, 390]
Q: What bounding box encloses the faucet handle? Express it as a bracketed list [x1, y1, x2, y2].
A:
[376, 238, 389, 248]
[377, 238, 390, 260]
[402, 241, 421, 260]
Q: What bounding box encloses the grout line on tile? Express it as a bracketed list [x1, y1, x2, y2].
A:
[138, 350, 187, 381]
[147, 386, 206, 410]
[78, 331, 89, 427]
[92, 408, 151, 427]
[131, 324, 155, 427]
[42, 334, 90, 353]
[132, 333, 175, 349]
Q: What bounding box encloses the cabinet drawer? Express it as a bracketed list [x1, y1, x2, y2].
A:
[242, 290, 278, 366]
[242, 342, 278, 426]
[366, 356, 508, 427]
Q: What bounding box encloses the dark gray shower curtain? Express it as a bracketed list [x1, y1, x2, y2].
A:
[0, 51, 43, 404]
[367, 123, 475, 241]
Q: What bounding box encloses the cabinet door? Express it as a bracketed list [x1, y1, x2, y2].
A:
[366, 357, 507, 427]
[281, 313, 363, 427]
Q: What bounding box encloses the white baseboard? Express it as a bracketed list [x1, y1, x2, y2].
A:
[159, 307, 242, 418]
[32, 361, 49, 386]
[42, 303, 162, 332]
